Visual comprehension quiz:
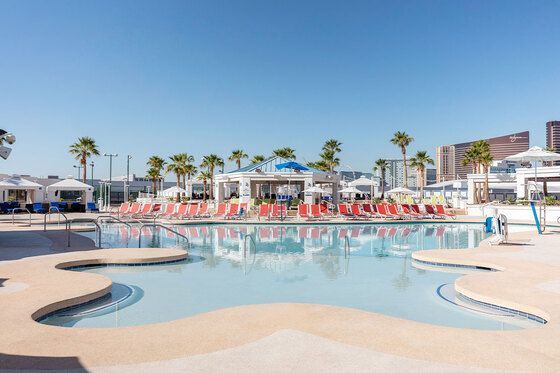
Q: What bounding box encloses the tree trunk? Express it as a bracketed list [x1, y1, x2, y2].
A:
[237, 160, 241, 169]
[81, 157, 87, 183]
[484, 166, 490, 202]
[203, 180, 207, 202]
[176, 174, 181, 202]
[401, 148, 408, 188]
[381, 172, 385, 199]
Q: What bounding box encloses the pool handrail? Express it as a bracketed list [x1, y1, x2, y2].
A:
[96, 215, 132, 228]
[11, 207, 31, 226]
[68, 218, 101, 248]
[43, 209, 68, 232]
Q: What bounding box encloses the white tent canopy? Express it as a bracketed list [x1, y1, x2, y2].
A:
[0, 175, 44, 203]
[46, 177, 94, 203]
[338, 186, 362, 194]
[303, 186, 328, 193]
[161, 186, 187, 198]
[505, 146, 560, 162]
[348, 176, 377, 187]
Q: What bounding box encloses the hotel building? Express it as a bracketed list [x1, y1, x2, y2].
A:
[546, 121, 560, 152]
[436, 131, 530, 182]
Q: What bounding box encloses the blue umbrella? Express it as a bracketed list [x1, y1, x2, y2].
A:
[275, 162, 309, 171]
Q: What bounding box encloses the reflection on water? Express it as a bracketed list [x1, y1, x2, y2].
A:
[95, 223, 487, 280]
[54, 223, 534, 330]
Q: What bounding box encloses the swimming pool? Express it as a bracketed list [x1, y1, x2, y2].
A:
[40, 223, 535, 330]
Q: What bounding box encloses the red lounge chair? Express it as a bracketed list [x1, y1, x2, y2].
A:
[298, 204, 310, 220]
[337, 204, 355, 219]
[132, 203, 153, 218]
[375, 204, 393, 219]
[258, 204, 271, 220]
[172, 204, 189, 219]
[350, 204, 369, 219]
[435, 204, 456, 220]
[425, 205, 445, 219]
[320, 203, 330, 216]
[385, 203, 406, 219]
[196, 203, 209, 218]
[411, 204, 431, 219]
[401, 204, 422, 219]
[123, 202, 141, 216]
[185, 204, 199, 219]
[112, 202, 130, 217]
[214, 203, 227, 218]
[271, 204, 287, 219]
[157, 203, 176, 219]
[310, 204, 325, 220]
[362, 204, 377, 218]
[226, 203, 239, 219]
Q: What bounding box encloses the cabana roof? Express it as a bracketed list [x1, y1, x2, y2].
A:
[46, 177, 93, 191]
[229, 156, 326, 174]
[0, 175, 43, 190]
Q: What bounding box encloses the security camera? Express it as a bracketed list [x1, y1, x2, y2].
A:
[4, 134, 15, 145]
[0, 146, 12, 160]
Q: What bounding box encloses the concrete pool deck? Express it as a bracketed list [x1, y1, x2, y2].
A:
[1, 221, 560, 371]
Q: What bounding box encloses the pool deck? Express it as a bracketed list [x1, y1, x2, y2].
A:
[1, 215, 560, 371]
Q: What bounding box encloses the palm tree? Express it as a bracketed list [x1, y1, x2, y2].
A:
[321, 139, 342, 173]
[272, 147, 296, 160]
[306, 160, 330, 172]
[229, 149, 248, 170]
[479, 152, 494, 203]
[177, 153, 194, 189]
[200, 154, 224, 200]
[373, 159, 390, 199]
[147, 155, 166, 191]
[184, 163, 197, 198]
[409, 151, 434, 197]
[69, 136, 100, 183]
[250, 155, 266, 164]
[197, 171, 212, 202]
[146, 167, 160, 195]
[166, 154, 187, 201]
[390, 132, 414, 187]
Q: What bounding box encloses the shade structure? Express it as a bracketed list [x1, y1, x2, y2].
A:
[338, 186, 362, 194]
[0, 175, 44, 203]
[348, 176, 377, 187]
[506, 146, 560, 191]
[505, 146, 560, 162]
[303, 186, 328, 193]
[161, 186, 187, 197]
[46, 177, 94, 203]
[275, 162, 309, 171]
[387, 187, 415, 195]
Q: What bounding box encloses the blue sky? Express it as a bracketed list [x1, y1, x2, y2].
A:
[2, 0, 560, 179]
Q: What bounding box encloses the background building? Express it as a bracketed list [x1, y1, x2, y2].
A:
[436, 131, 529, 181]
[546, 121, 560, 151]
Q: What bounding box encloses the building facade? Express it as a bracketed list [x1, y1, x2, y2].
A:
[436, 131, 529, 181]
[546, 121, 560, 152]
[376, 159, 417, 189]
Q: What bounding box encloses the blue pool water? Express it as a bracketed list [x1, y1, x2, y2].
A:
[40, 223, 533, 329]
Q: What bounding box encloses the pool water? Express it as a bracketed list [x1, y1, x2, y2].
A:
[41, 223, 533, 330]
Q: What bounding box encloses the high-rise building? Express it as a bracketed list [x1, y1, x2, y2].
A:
[546, 121, 560, 152]
[436, 131, 529, 180]
[381, 159, 417, 189]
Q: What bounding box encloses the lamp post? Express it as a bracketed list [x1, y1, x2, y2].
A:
[73, 165, 82, 180]
[103, 153, 118, 207]
[125, 155, 132, 202]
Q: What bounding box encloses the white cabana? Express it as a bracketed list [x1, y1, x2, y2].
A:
[0, 175, 44, 203]
[348, 176, 379, 197]
[161, 186, 187, 198]
[338, 186, 362, 194]
[46, 177, 94, 203]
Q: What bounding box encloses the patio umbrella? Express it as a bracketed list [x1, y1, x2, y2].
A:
[387, 187, 414, 195]
[303, 186, 327, 193]
[505, 146, 560, 184]
[349, 176, 377, 200]
[275, 162, 309, 171]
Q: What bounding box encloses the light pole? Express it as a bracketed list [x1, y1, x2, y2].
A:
[125, 155, 132, 202]
[103, 153, 118, 207]
[73, 165, 82, 180]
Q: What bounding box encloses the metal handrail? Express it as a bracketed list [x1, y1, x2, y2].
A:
[68, 218, 101, 248]
[138, 223, 190, 251]
[43, 210, 68, 232]
[344, 235, 350, 258]
[11, 208, 31, 226]
[96, 215, 132, 227]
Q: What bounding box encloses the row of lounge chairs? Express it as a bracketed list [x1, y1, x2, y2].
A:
[297, 203, 455, 220]
[112, 202, 249, 220]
